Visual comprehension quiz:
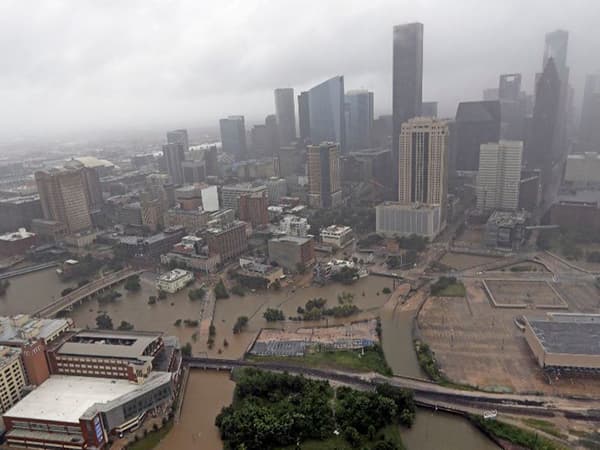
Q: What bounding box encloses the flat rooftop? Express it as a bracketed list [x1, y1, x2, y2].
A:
[0, 315, 71, 344]
[4, 375, 138, 424]
[57, 330, 162, 359]
[528, 316, 600, 356]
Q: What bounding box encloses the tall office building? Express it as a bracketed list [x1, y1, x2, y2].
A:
[162, 143, 185, 185]
[453, 101, 502, 172]
[476, 141, 523, 212]
[499, 74, 522, 101]
[398, 117, 448, 207]
[543, 30, 568, 77]
[274, 88, 296, 145]
[579, 73, 600, 152]
[167, 129, 189, 152]
[345, 90, 374, 151]
[35, 168, 92, 233]
[307, 142, 342, 208]
[308, 76, 345, 152]
[298, 91, 310, 141]
[525, 59, 561, 172]
[265, 114, 280, 156]
[220, 115, 247, 160]
[392, 23, 424, 198]
[421, 101, 438, 117]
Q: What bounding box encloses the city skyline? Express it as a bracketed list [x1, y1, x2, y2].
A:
[1, 0, 599, 138]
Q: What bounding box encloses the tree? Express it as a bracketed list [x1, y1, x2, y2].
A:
[174, 319, 182, 327]
[233, 316, 249, 334]
[230, 285, 245, 296]
[96, 313, 113, 330]
[124, 274, 141, 292]
[117, 320, 134, 331]
[158, 290, 167, 300]
[263, 308, 285, 322]
[0, 280, 8, 296]
[148, 295, 157, 305]
[214, 279, 229, 299]
[382, 287, 391, 294]
[344, 426, 361, 448]
[188, 287, 206, 301]
[331, 266, 359, 285]
[181, 342, 192, 357]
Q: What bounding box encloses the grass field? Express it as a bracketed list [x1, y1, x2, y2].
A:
[523, 418, 567, 439]
[126, 421, 173, 450]
[281, 425, 405, 450]
[471, 416, 567, 450]
[247, 345, 393, 376]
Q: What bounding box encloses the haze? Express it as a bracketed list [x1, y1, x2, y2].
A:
[1, 0, 598, 139]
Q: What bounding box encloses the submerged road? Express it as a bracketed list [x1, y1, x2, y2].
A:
[184, 357, 599, 421]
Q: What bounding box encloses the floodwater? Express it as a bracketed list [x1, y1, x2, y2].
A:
[0, 270, 498, 449]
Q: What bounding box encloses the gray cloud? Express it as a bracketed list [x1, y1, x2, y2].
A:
[0, 0, 599, 138]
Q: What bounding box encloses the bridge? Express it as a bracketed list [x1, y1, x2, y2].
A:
[0, 262, 59, 280]
[185, 357, 600, 421]
[33, 268, 144, 318]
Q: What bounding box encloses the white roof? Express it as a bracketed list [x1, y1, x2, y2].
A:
[4, 375, 138, 423]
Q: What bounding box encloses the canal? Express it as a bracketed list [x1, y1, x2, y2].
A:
[0, 269, 498, 449]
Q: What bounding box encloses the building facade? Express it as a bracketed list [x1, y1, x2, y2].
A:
[220, 116, 247, 160]
[308, 76, 345, 152]
[238, 191, 269, 228]
[268, 236, 315, 272]
[298, 91, 310, 141]
[376, 202, 442, 239]
[476, 141, 523, 211]
[579, 73, 600, 152]
[221, 183, 267, 212]
[206, 222, 248, 262]
[320, 225, 353, 248]
[307, 142, 342, 208]
[345, 90, 374, 151]
[162, 143, 185, 186]
[275, 88, 296, 145]
[156, 269, 194, 293]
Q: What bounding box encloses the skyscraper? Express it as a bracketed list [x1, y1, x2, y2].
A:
[543, 30, 568, 77]
[162, 142, 185, 185]
[525, 59, 561, 172]
[308, 76, 345, 152]
[398, 117, 448, 207]
[274, 88, 296, 145]
[167, 129, 189, 152]
[265, 114, 280, 156]
[307, 142, 342, 208]
[454, 101, 502, 172]
[392, 22, 424, 198]
[219, 116, 248, 160]
[499, 74, 522, 101]
[345, 90, 374, 151]
[35, 168, 92, 233]
[421, 101, 438, 117]
[579, 73, 600, 152]
[298, 91, 310, 141]
[476, 141, 523, 212]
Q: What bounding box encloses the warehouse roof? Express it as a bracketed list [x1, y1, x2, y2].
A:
[527, 315, 600, 355]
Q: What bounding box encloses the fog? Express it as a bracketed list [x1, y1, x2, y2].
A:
[1, 0, 599, 138]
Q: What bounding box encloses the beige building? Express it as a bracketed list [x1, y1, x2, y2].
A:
[307, 142, 342, 208]
[565, 152, 600, 185]
[156, 269, 194, 293]
[477, 140, 523, 211]
[0, 347, 27, 413]
[35, 168, 92, 233]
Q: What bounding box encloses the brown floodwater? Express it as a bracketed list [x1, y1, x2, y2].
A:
[0, 270, 498, 449]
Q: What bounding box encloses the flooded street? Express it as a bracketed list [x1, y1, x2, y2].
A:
[0, 270, 498, 449]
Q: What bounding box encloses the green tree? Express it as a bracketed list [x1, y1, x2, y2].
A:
[214, 279, 229, 299]
[233, 316, 249, 334]
[263, 308, 285, 322]
[124, 274, 141, 292]
[188, 287, 206, 301]
[344, 426, 361, 448]
[117, 320, 134, 331]
[181, 342, 192, 357]
[95, 313, 113, 330]
[158, 290, 167, 300]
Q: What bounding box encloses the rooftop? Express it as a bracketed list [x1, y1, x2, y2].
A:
[527, 315, 600, 356]
[322, 225, 352, 235]
[0, 315, 72, 345]
[0, 346, 21, 368]
[0, 229, 35, 242]
[270, 235, 313, 245]
[57, 330, 162, 360]
[158, 269, 192, 282]
[4, 375, 139, 423]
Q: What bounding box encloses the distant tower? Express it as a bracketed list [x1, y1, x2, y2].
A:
[307, 142, 342, 209]
[579, 73, 600, 152]
[274, 88, 296, 145]
[498, 74, 522, 101]
[477, 141, 523, 212]
[345, 90, 374, 151]
[219, 116, 248, 161]
[162, 143, 185, 185]
[265, 114, 280, 156]
[167, 129, 189, 152]
[543, 30, 568, 77]
[308, 76, 345, 152]
[421, 101, 438, 117]
[392, 23, 424, 199]
[298, 91, 310, 141]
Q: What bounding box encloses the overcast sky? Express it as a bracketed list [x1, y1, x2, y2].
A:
[1, 0, 599, 139]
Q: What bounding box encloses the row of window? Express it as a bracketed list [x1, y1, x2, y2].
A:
[57, 362, 126, 371]
[11, 421, 81, 435]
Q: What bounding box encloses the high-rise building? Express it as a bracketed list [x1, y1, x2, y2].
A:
[274, 88, 296, 145]
[421, 101, 438, 117]
[239, 191, 269, 228]
[499, 74, 522, 101]
[162, 143, 185, 185]
[167, 129, 189, 152]
[298, 91, 310, 141]
[265, 114, 280, 156]
[398, 117, 448, 207]
[307, 142, 342, 208]
[392, 22, 424, 198]
[220, 115, 247, 160]
[483, 88, 499, 101]
[345, 90, 374, 151]
[308, 76, 345, 152]
[453, 101, 502, 172]
[181, 160, 206, 184]
[579, 73, 600, 152]
[543, 30, 568, 77]
[476, 141, 523, 212]
[35, 168, 92, 233]
[525, 59, 561, 172]
[206, 221, 248, 262]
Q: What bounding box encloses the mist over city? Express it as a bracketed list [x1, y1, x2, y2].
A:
[0, 1, 599, 450]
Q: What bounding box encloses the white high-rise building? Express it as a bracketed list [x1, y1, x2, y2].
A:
[477, 140, 523, 212]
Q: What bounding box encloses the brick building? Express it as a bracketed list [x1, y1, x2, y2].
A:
[239, 191, 269, 228]
[206, 222, 248, 262]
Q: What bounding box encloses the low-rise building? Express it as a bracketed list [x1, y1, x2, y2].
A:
[549, 190, 600, 233]
[320, 225, 353, 248]
[268, 235, 315, 272]
[63, 230, 98, 249]
[116, 227, 186, 259]
[279, 215, 309, 237]
[376, 202, 444, 239]
[0, 346, 27, 413]
[221, 183, 267, 212]
[164, 208, 210, 232]
[0, 228, 37, 257]
[564, 152, 600, 186]
[238, 257, 284, 288]
[31, 219, 67, 243]
[266, 177, 288, 205]
[156, 268, 194, 293]
[484, 210, 528, 250]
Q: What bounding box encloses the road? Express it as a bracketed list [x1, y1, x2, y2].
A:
[0, 262, 58, 280]
[185, 357, 600, 421]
